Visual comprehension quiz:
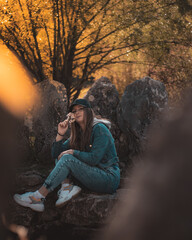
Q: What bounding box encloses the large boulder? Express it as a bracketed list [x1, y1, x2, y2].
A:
[117, 76, 168, 139]
[26, 79, 68, 164]
[85, 77, 119, 122]
[8, 170, 121, 240]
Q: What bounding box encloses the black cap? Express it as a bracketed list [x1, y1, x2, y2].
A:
[69, 98, 91, 112]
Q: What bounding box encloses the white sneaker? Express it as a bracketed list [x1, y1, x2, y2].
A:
[13, 192, 45, 212]
[55, 184, 81, 207]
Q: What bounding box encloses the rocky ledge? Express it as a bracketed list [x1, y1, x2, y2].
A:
[7, 170, 127, 239]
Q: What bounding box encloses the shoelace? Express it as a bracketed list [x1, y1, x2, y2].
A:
[57, 184, 73, 197]
[29, 195, 45, 203]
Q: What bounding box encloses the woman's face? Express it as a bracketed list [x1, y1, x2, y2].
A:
[71, 105, 86, 124]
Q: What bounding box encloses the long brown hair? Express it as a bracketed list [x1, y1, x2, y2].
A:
[70, 107, 94, 150]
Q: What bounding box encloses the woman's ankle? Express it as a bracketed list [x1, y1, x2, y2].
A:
[34, 190, 45, 199]
[38, 186, 49, 197]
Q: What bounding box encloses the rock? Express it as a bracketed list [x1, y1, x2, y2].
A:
[9, 189, 118, 239]
[109, 122, 130, 161]
[14, 170, 45, 192]
[9, 170, 118, 234]
[10, 191, 117, 228]
[16, 121, 34, 163]
[85, 77, 119, 122]
[27, 79, 68, 164]
[117, 76, 168, 138]
[61, 193, 117, 226]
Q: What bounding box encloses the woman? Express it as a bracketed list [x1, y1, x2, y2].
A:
[13, 99, 120, 212]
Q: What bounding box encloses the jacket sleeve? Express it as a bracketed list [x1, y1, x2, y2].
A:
[51, 138, 70, 159]
[73, 124, 110, 166]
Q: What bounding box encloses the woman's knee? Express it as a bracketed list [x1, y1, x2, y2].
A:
[59, 154, 78, 165]
[60, 154, 71, 160]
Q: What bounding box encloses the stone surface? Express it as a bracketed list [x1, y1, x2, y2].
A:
[26, 79, 68, 164]
[8, 171, 119, 240]
[85, 76, 119, 122]
[9, 192, 118, 238]
[61, 193, 117, 226]
[14, 170, 45, 192]
[117, 76, 168, 138]
[109, 122, 130, 160]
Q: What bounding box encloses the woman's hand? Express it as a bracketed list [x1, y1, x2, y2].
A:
[57, 113, 74, 135]
[56, 113, 75, 141]
[58, 149, 74, 160]
[57, 119, 69, 136]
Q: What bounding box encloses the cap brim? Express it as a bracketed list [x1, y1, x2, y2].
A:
[69, 103, 86, 112]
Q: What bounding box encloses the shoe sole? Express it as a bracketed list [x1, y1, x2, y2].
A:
[13, 195, 44, 212]
[56, 188, 82, 208]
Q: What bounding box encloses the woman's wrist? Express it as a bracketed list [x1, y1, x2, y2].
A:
[57, 132, 65, 137]
[56, 132, 65, 142]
